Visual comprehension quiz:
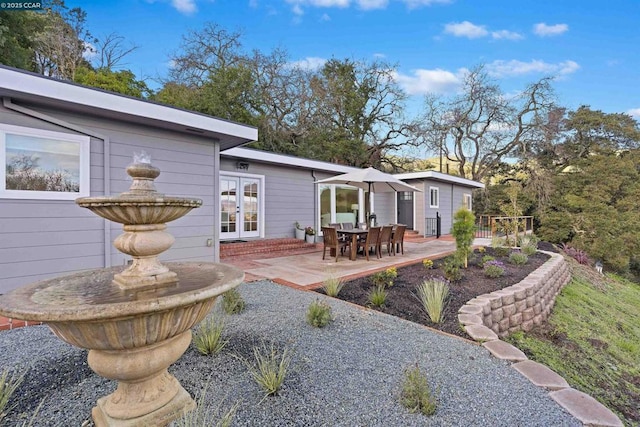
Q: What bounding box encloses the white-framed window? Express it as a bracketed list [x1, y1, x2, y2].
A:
[429, 186, 439, 208]
[0, 124, 90, 200]
[463, 193, 472, 210]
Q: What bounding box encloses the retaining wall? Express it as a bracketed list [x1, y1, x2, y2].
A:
[459, 251, 571, 338]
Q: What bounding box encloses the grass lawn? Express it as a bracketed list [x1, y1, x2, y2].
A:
[506, 261, 640, 426]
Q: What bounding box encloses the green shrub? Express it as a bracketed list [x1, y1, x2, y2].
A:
[222, 288, 246, 314]
[491, 237, 511, 257]
[451, 208, 476, 268]
[443, 255, 464, 282]
[422, 259, 434, 269]
[416, 278, 449, 324]
[372, 267, 398, 288]
[322, 275, 345, 297]
[476, 246, 486, 254]
[0, 368, 23, 423]
[193, 315, 228, 356]
[521, 244, 537, 256]
[400, 365, 437, 416]
[483, 260, 506, 278]
[306, 300, 332, 328]
[509, 251, 529, 265]
[479, 255, 495, 267]
[246, 343, 291, 397]
[368, 284, 388, 307]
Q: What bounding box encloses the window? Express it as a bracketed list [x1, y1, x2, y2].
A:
[1, 124, 90, 200]
[463, 193, 472, 210]
[429, 186, 439, 208]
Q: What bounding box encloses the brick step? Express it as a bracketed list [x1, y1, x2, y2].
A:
[220, 238, 316, 259]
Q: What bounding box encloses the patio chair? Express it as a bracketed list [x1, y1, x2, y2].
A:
[321, 226, 350, 262]
[328, 223, 342, 229]
[357, 226, 381, 261]
[341, 222, 354, 230]
[378, 225, 394, 256]
[391, 224, 407, 255]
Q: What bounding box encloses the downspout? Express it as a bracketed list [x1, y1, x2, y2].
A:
[3, 97, 112, 268]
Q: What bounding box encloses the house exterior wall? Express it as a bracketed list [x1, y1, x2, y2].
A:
[219, 158, 332, 239]
[372, 192, 395, 226]
[0, 103, 221, 293]
[416, 179, 477, 236]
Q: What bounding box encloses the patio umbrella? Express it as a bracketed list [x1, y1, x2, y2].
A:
[315, 167, 421, 223]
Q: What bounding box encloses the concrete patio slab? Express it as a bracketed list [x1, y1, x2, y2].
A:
[550, 388, 623, 427]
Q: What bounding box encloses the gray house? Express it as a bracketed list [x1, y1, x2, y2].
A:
[0, 66, 257, 293]
[0, 65, 483, 294]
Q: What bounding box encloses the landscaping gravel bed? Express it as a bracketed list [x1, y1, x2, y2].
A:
[0, 280, 580, 426]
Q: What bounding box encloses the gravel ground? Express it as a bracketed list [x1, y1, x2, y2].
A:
[0, 280, 580, 427]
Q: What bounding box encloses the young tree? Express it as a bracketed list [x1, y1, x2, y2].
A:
[451, 207, 476, 268]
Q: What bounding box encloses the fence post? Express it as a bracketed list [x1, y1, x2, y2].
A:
[436, 212, 441, 239]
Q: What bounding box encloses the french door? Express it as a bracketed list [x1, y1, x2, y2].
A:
[220, 174, 262, 240]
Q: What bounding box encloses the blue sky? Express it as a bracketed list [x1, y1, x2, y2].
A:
[70, 0, 640, 119]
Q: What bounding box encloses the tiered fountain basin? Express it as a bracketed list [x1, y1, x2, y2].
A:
[0, 158, 245, 426]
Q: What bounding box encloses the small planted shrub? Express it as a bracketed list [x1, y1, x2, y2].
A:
[372, 267, 398, 288]
[322, 275, 344, 297]
[483, 260, 506, 278]
[476, 246, 486, 254]
[222, 288, 246, 314]
[521, 244, 537, 256]
[479, 255, 495, 268]
[443, 255, 463, 282]
[451, 207, 476, 268]
[422, 259, 434, 270]
[306, 300, 332, 328]
[247, 343, 291, 397]
[400, 364, 437, 416]
[368, 285, 388, 307]
[560, 243, 591, 265]
[491, 236, 511, 257]
[509, 251, 529, 265]
[416, 278, 449, 324]
[175, 383, 238, 427]
[0, 369, 23, 422]
[193, 315, 228, 356]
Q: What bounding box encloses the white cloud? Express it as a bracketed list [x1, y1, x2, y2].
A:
[82, 42, 97, 60]
[357, 0, 388, 9]
[492, 30, 523, 40]
[486, 59, 580, 77]
[172, 0, 197, 14]
[444, 21, 488, 39]
[402, 0, 452, 7]
[290, 56, 327, 70]
[627, 108, 640, 119]
[373, 52, 386, 58]
[533, 22, 568, 37]
[292, 3, 304, 15]
[392, 68, 465, 95]
[320, 12, 331, 21]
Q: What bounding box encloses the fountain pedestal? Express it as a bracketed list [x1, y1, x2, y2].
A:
[0, 157, 243, 426]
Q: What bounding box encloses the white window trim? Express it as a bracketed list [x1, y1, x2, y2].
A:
[464, 193, 472, 210]
[429, 186, 439, 208]
[0, 123, 90, 200]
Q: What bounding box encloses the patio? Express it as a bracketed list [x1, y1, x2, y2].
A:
[223, 234, 460, 289]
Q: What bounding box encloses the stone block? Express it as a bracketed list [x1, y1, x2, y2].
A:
[513, 287, 526, 300]
[482, 340, 528, 362]
[508, 325, 521, 334]
[521, 320, 534, 332]
[491, 309, 504, 322]
[458, 313, 483, 326]
[498, 318, 510, 332]
[502, 304, 516, 317]
[459, 304, 482, 316]
[526, 295, 536, 307]
[533, 314, 543, 325]
[533, 303, 542, 315]
[483, 314, 493, 327]
[550, 388, 623, 427]
[522, 307, 535, 321]
[500, 292, 515, 306]
[512, 360, 569, 390]
[515, 300, 527, 312]
[465, 324, 499, 342]
[510, 312, 523, 326]
[488, 295, 503, 310]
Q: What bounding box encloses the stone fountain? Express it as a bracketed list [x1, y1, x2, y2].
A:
[0, 154, 244, 426]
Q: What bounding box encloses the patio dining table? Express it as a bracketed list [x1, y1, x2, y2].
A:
[337, 228, 369, 261]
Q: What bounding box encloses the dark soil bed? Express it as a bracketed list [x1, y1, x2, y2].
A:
[318, 247, 550, 339]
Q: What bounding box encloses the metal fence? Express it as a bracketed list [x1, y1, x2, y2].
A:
[476, 215, 534, 239]
[424, 212, 441, 238]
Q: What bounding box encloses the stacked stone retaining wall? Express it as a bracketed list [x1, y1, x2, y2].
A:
[459, 251, 571, 338]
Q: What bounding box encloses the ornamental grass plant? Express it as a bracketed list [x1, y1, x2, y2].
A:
[368, 284, 387, 307]
[400, 364, 437, 416]
[222, 288, 246, 314]
[246, 343, 291, 397]
[416, 278, 449, 324]
[322, 274, 345, 297]
[306, 300, 332, 328]
[0, 368, 23, 423]
[193, 315, 228, 356]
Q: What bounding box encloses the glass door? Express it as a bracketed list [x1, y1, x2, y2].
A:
[220, 175, 261, 240]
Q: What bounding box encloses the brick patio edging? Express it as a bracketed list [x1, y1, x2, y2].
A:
[459, 251, 623, 427]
